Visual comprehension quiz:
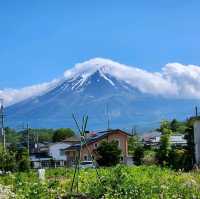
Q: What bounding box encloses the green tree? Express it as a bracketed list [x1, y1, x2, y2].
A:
[128, 133, 140, 154]
[4, 127, 21, 144]
[96, 141, 121, 166]
[52, 128, 75, 142]
[184, 118, 195, 169]
[16, 148, 30, 171]
[134, 145, 144, 165]
[156, 127, 172, 166]
[0, 144, 16, 172]
[128, 133, 144, 165]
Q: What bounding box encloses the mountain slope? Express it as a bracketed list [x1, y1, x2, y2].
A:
[6, 59, 199, 131]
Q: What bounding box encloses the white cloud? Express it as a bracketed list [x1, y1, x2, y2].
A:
[0, 79, 60, 106]
[64, 58, 178, 96]
[64, 58, 200, 98]
[1, 57, 200, 106]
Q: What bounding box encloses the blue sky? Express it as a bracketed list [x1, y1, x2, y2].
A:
[0, 0, 200, 88]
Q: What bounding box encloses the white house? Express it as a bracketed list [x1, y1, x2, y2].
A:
[143, 132, 187, 146]
[193, 119, 200, 164]
[30, 152, 52, 169]
[48, 142, 71, 167]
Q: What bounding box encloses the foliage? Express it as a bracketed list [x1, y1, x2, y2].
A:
[52, 128, 75, 142]
[0, 166, 200, 198]
[143, 150, 157, 165]
[169, 148, 192, 171]
[19, 128, 54, 144]
[16, 148, 30, 172]
[128, 133, 140, 154]
[0, 145, 30, 172]
[156, 118, 195, 170]
[133, 145, 144, 165]
[128, 133, 144, 165]
[0, 150, 16, 172]
[157, 119, 187, 134]
[96, 141, 122, 166]
[4, 127, 21, 144]
[156, 127, 172, 166]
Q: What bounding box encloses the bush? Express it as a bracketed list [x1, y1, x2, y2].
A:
[96, 141, 121, 166]
[133, 145, 144, 165]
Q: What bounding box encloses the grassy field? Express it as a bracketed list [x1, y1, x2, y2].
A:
[0, 165, 200, 198]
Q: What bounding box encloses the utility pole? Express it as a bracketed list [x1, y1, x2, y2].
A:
[195, 106, 198, 117]
[106, 103, 110, 130]
[0, 99, 6, 151]
[131, 125, 137, 137]
[26, 123, 30, 155]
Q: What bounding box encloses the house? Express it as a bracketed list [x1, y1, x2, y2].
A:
[30, 135, 80, 168]
[143, 132, 187, 147]
[193, 117, 200, 164]
[30, 152, 52, 169]
[65, 129, 130, 166]
[48, 142, 71, 167]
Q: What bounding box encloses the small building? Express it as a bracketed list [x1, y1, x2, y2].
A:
[30, 152, 52, 169]
[193, 118, 200, 164]
[29, 135, 80, 168]
[65, 129, 130, 166]
[143, 132, 187, 147]
[48, 142, 71, 167]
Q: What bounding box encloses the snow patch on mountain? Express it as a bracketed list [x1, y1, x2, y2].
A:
[64, 58, 176, 96]
[2, 57, 200, 106]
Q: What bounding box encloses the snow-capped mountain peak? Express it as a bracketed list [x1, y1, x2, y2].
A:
[64, 57, 128, 81]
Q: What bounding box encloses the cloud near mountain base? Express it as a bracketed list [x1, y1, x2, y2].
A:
[1, 58, 200, 106]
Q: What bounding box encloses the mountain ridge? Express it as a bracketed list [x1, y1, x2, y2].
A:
[5, 58, 200, 131]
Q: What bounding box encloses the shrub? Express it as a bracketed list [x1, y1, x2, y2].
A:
[96, 141, 121, 166]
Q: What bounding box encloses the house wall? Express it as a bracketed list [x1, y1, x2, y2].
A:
[49, 143, 70, 161]
[80, 131, 128, 163]
[194, 120, 200, 164]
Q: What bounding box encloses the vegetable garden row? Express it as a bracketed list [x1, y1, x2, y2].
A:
[0, 165, 200, 199]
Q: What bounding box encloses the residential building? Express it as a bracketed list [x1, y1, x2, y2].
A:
[65, 129, 130, 166]
[30, 135, 80, 168]
[193, 118, 200, 164]
[30, 152, 52, 169]
[143, 132, 187, 147]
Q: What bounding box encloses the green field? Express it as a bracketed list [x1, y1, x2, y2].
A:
[0, 165, 200, 199]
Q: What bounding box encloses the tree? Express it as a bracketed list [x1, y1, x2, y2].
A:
[96, 141, 121, 166]
[4, 127, 20, 144]
[52, 128, 75, 142]
[128, 133, 144, 165]
[16, 148, 30, 171]
[128, 133, 140, 154]
[156, 127, 172, 166]
[133, 145, 144, 165]
[0, 144, 16, 172]
[159, 120, 171, 134]
[169, 148, 192, 171]
[183, 118, 195, 169]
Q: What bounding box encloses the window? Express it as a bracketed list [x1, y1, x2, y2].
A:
[94, 143, 98, 148]
[60, 149, 65, 156]
[113, 138, 120, 147]
[84, 155, 88, 161]
[84, 155, 87, 161]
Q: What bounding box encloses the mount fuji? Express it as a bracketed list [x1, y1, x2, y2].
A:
[5, 58, 199, 131]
